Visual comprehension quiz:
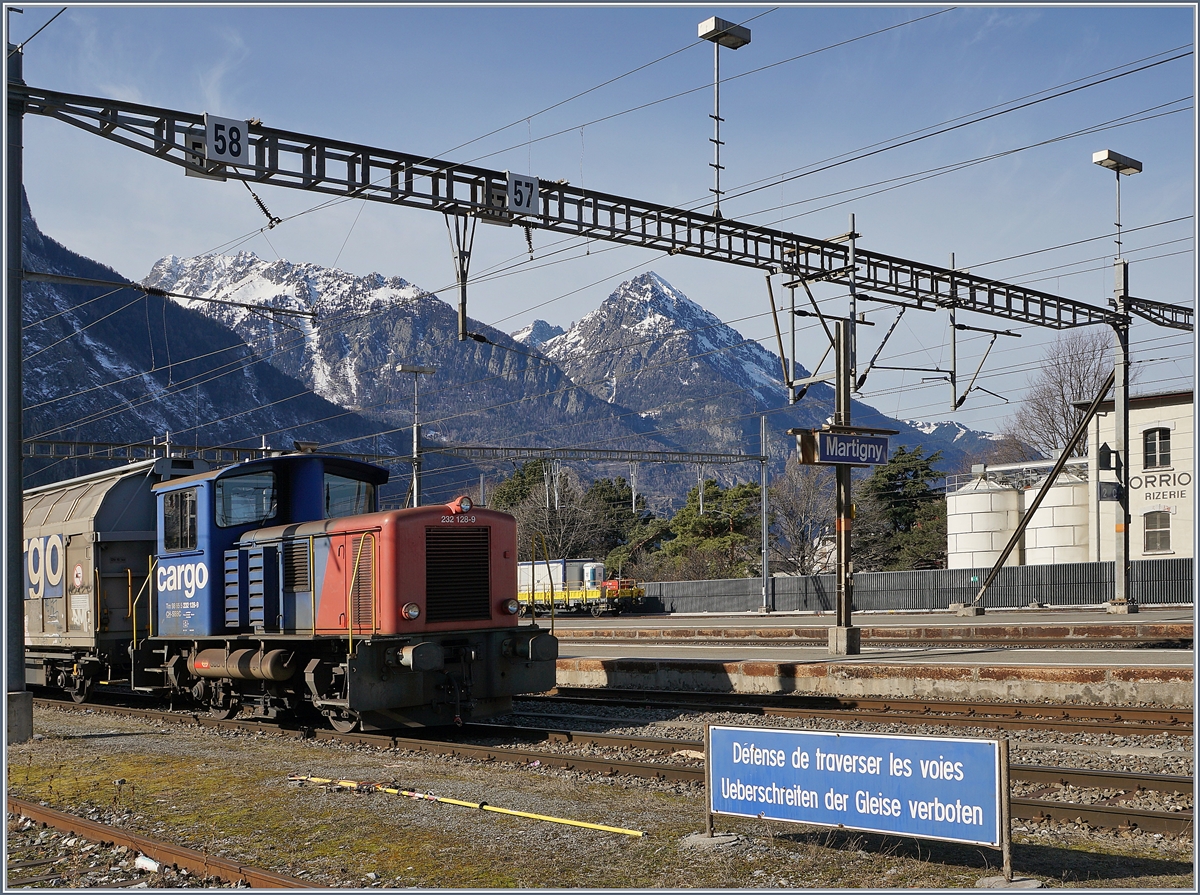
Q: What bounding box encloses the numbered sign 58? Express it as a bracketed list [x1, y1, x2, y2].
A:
[507, 173, 539, 215]
[205, 114, 250, 165]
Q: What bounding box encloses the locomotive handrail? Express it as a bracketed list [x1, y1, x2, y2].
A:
[344, 532, 377, 652]
[125, 568, 133, 620]
[307, 535, 316, 637]
[129, 556, 157, 649]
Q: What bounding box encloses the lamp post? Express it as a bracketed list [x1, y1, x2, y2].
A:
[397, 364, 436, 507]
[1091, 149, 1141, 612]
[698, 17, 750, 219]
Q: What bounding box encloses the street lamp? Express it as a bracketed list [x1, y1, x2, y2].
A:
[1091, 150, 1141, 613]
[1092, 149, 1142, 257]
[699, 16, 751, 218]
[397, 364, 436, 507]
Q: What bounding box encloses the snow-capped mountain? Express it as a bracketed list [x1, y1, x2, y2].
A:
[511, 319, 564, 348]
[538, 271, 998, 474]
[544, 271, 788, 411]
[539, 271, 831, 457]
[17, 194, 422, 493]
[144, 252, 666, 452]
[144, 253, 431, 410]
[907, 419, 1005, 444]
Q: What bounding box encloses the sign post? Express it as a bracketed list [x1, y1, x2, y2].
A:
[791, 407, 896, 656]
[706, 724, 1011, 878]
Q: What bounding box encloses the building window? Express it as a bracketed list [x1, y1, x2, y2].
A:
[1143, 428, 1170, 469]
[1144, 511, 1171, 554]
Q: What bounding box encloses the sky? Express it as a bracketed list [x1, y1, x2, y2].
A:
[8, 2, 1197, 438]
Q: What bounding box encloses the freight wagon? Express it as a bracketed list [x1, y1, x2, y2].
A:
[517, 559, 646, 617]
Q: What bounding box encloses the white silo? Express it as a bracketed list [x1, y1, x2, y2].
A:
[1022, 472, 1090, 565]
[946, 476, 1022, 569]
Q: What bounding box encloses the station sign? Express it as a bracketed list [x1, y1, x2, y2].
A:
[707, 725, 1003, 847]
[817, 431, 889, 465]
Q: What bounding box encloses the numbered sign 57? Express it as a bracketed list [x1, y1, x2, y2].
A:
[507, 173, 539, 216]
[205, 113, 251, 165]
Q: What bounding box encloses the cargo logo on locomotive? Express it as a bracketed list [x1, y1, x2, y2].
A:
[157, 560, 210, 599]
[23, 534, 65, 600]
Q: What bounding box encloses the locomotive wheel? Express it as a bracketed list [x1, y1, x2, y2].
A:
[209, 701, 241, 720]
[328, 712, 360, 734]
[589, 604, 603, 618]
[69, 678, 94, 704]
[208, 684, 241, 720]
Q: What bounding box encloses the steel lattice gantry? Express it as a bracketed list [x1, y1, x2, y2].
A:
[21, 439, 765, 467]
[429, 445, 765, 464]
[12, 84, 1192, 333]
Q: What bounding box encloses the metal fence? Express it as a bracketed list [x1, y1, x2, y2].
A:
[642, 558, 1194, 614]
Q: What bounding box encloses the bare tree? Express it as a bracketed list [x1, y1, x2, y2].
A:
[508, 466, 605, 561]
[1002, 328, 1113, 459]
[769, 456, 835, 575]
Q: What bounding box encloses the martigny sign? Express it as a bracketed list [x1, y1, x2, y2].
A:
[817, 432, 889, 465]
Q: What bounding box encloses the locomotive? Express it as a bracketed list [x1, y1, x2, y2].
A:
[22, 452, 559, 730]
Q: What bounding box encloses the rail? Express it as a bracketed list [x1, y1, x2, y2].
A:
[6, 796, 311, 888]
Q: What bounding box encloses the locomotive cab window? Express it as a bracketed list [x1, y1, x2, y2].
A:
[215, 472, 278, 528]
[163, 488, 198, 552]
[324, 473, 375, 518]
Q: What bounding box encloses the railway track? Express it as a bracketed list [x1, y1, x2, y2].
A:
[540, 689, 1194, 737]
[29, 698, 1193, 837]
[5, 797, 309, 888]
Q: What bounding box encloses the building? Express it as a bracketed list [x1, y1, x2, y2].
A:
[945, 390, 1193, 568]
[1088, 390, 1193, 563]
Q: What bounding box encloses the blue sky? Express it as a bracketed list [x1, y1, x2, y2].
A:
[9, 3, 1196, 436]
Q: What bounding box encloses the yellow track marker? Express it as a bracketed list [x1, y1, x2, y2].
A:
[288, 774, 645, 837]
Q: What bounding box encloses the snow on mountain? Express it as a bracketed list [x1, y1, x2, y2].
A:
[543, 271, 790, 415]
[511, 319, 565, 348]
[143, 251, 667, 452]
[145, 252, 431, 407]
[906, 419, 1005, 444]
[18, 196, 419, 491]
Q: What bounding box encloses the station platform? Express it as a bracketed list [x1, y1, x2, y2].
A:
[546, 606, 1195, 708]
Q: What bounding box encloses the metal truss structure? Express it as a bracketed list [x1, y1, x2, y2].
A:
[429, 445, 765, 464]
[12, 84, 1191, 334]
[23, 439, 764, 468]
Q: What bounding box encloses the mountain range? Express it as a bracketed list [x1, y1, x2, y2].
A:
[22, 195, 1000, 509]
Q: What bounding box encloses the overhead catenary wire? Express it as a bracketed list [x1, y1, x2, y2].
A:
[30, 224, 1188, 451]
[174, 8, 956, 263]
[25, 29, 1190, 453]
[31, 224, 1186, 452]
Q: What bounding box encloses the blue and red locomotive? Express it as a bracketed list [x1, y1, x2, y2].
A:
[23, 451, 558, 730]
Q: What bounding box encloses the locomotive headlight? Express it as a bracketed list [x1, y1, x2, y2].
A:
[402, 602, 421, 621]
[459, 497, 472, 512]
[502, 598, 520, 615]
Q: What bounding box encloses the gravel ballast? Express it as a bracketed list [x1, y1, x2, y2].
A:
[5, 703, 1194, 889]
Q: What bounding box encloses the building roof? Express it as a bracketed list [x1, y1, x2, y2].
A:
[1072, 389, 1193, 412]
